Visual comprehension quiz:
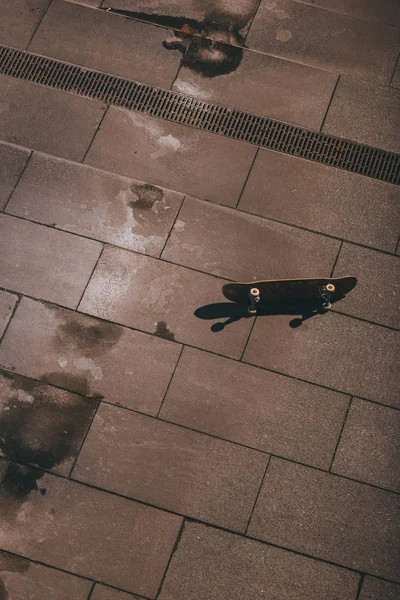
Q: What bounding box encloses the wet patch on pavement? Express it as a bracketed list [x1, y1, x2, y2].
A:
[180, 37, 243, 78]
[128, 183, 164, 211]
[155, 321, 176, 341]
[54, 314, 123, 358]
[104, 6, 245, 77]
[1, 463, 45, 500]
[0, 552, 28, 600]
[0, 371, 97, 475]
[102, 6, 254, 45]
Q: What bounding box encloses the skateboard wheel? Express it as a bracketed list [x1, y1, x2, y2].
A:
[326, 284, 335, 293]
[250, 288, 260, 297]
[322, 302, 332, 311]
[248, 308, 257, 315]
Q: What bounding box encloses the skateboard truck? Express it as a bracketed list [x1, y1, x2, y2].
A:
[248, 287, 260, 315]
[318, 283, 335, 311]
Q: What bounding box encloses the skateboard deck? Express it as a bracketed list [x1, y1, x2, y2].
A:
[222, 276, 357, 314]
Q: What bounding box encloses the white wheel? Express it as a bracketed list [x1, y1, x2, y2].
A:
[326, 283, 335, 293]
[250, 288, 260, 297]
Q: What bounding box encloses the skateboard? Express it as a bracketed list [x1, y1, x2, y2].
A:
[222, 276, 357, 315]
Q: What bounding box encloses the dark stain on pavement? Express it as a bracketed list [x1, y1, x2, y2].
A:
[0, 372, 97, 471]
[155, 321, 176, 341]
[2, 463, 45, 499]
[40, 372, 91, 396]
[54, 314, 123, 357]
[129, 183, 164, 210]
[0, 550, 29, 600]
[102, 7, 250, 44]
[103, 7, 244, 76]
[182, 37, 243, 78]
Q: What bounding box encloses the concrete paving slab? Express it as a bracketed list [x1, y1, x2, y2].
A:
[323, 77, 400, 153]
[0, 291, 18, 340]
[0, 464, 182, 597]
[239, 150, 400, 253]
[161, 347, 349, 469]
[173, 43, 337, 129]
[332, 398, 400, 492]
[0, 0, 50, 49]
[246, 0, 400, 85]
[73, 402, 268, 531]
[314, 0, 400, 27]
[162, 196, 340, 280]
[248, 458, 400, 581]
[0, 371, 97, 476]
[359, 577, 400, 600]
[84, 108, 257, 206]
[0, 76, 106, 162]
[243, 311, 400, 408]
[91, 585, 141, 600]
[158, 521, 360, 600]
[0, 214, 102, 308]
[0, 550, 92, 600]
[99, 0, 260, 45]
[7, 153, 184, 256]
[79, 246, 253, 359]
[333, 243, 400, 329]
[0, 143, 30, 211]
[0, 297, 181, 414]
[29, 0, 189, 87]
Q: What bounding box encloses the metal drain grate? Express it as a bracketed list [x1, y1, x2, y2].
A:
[1, 44, 399, 185]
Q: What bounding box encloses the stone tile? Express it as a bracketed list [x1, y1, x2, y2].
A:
[0, 0, 50, 49]
[0, 550, 92, 600]
[246, 0, 400, 85]
[161, 347, 349, 469]
[323, 77, 400, 153]
[0, 464, 182, 597]
[7, 153, 184, 256]
[0, 371, 97, 476]
[85, 108, 257, 207]
[244, 311, 400, 408]
[0, 291, 18, 340]
[0, 76, 106, 161]
[29, 0, 188, 87]
[79, 246, 253, 359]
[359, 577, 400, 600]
[91, 585, 141, 600]
[332, 398, 400, 492]
[333, 244, 400, 329]
[0, 214, 102, 308]
[248, 458, 400, 581]
[73, 403, 267, 530]
[314, 0, 400, 27]
[0, 143, 30, 211]
[159, 521, 360, 600]
[239, 150, 400, 253]
[99, 0, 260, 44]
[162, 197, 340, 280]
[174, 43, 337, 129]
[0, 297, 181, 414]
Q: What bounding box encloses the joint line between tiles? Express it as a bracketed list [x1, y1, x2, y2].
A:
[244, 454, 271, 535]
[2, 150, 33, 214]
[329, 396, 353, 472]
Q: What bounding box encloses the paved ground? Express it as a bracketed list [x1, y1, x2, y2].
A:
[0, 1, 399, 599]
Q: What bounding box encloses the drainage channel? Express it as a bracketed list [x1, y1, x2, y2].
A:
[1, 44, 399, 185]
